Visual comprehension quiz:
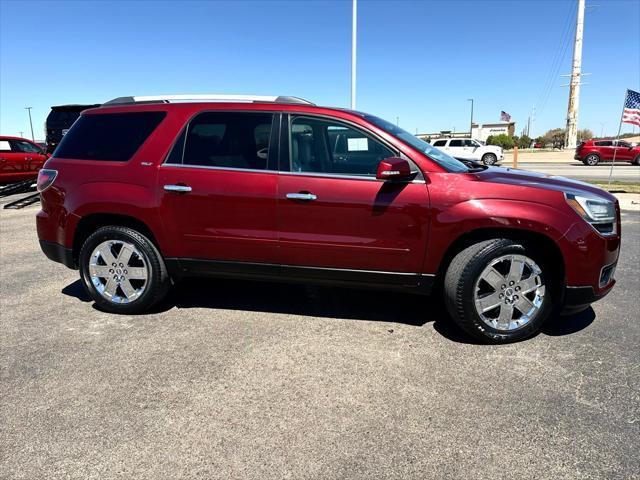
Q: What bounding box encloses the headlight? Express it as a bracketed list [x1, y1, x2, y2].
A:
[565, 193, 616, 235]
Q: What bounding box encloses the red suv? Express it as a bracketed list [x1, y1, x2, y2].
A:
[575, 139, 640, 166]
[36, 95, 621, 343]
[0, 136, 49, 183]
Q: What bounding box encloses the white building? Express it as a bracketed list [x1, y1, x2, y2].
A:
[419, 121, 516, 143]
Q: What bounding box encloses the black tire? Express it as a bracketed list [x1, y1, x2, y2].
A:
[79, 226, 170, 314]
[443, 238, 555, 343]
[634, 154, 640, 166]
[481, 153, 497, 165]
[584, 153, 600, 166]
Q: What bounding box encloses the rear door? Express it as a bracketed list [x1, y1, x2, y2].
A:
[447, 139, 466, 158]
[276, 114, 430, 279]
[595, 140, 614, 160]
[158, 111, 280, 266]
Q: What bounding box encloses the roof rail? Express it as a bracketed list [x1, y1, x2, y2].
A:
[103, 94, 314, 106]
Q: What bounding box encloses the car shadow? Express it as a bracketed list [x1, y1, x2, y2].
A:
[61, 278, 596, 344]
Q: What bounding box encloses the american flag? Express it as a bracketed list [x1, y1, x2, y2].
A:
[622, 89, 640, 127]
[500, 111, 511, 122]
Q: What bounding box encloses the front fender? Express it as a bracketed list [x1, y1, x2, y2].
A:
[423, 198, 576, 273]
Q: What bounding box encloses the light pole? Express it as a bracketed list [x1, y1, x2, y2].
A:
[396, 116, 399, 127]
[351, 0, 357, 109]
[467, 98, 474, 138]
[25, 107, 34, 141]
[599, 121, 606, 138]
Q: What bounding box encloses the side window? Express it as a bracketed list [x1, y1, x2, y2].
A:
[449, 139, 464, 147]
[595, 141, 612, 147]
[432, 140, 447, 147]
[10, 140, 42, 153]
[0, 140, 11, 153]
[173, 112, 274, 170]
[616, 141, 631, 148]
[289, 116, 395, 177]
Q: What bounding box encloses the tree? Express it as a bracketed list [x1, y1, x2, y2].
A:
[517, 135, 532, 149]
[486, 134, 515, 150]
[578, 129, 594, 142]
[542, 128, 566, 149]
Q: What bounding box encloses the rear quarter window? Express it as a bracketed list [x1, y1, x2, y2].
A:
[54, 111, 166, 161]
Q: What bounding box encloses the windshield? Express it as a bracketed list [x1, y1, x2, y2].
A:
[363, 114, 469, 172]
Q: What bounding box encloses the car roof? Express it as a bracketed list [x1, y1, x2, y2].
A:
[0, 136, 34, 142]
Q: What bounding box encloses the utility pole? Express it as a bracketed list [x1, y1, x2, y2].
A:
[351, 0, 357, 109]
[19, 131, 24, 137]
[467, 98, 474, 138]
[25, 107, 35, 141]
[564, 0, 585, 149]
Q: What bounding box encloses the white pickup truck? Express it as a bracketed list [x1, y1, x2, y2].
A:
[431, 138, 503, 165]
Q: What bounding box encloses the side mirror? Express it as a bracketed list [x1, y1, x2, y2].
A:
[376, 157, 413, 181]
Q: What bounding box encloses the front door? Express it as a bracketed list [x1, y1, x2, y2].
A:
[277, 115, 430, 278]
[158, 111, 280, 265]
[10, 139, 47, 176]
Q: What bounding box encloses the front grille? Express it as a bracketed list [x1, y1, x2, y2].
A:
[600, 263, 616, 288]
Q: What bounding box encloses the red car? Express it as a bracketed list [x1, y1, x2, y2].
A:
[0, 136, 49, 183]
[36, 95, 621, 343]
[575, 139, 640, 166]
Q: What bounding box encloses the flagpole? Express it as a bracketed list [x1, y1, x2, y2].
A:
[607, 90, 629, 187]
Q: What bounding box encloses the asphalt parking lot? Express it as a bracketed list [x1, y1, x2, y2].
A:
[1, 199, 639, 479]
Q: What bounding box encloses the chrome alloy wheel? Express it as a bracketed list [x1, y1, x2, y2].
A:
[89, 240, 149, 304]
[473, 254, 545, 331]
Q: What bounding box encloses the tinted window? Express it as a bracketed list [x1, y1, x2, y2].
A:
[433, 140, 447, 147]
[449, 139, 464, 147]
[615, 141, 631, 148]
[170, 112, 274, 170]
[10, 140, 42, 153]
[290, 116, 394, 177]
[595, 141, 612, 146]
[54, 112, 165, 161]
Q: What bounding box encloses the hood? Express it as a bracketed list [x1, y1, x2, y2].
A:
[472, 166, 616, 201]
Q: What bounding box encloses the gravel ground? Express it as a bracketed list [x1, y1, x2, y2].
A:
[1, 202, 639, 480]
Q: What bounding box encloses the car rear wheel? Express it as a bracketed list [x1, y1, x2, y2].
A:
[584, 154, 600, 166]
[444, 239, 554, 343]
[634, 154, 640, 166]
[481, 153, 497, 165]
[79, 226, 170, 314]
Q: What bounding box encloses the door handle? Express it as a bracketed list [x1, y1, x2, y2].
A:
[164, 184, 192, 193]
[286, 192, 317, 201]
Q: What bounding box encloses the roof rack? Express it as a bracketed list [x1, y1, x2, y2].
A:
[103, 94, 314, 106]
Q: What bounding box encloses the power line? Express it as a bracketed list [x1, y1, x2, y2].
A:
[535, 1, 577, 118]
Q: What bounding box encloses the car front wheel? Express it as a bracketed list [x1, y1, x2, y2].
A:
[444, 239, 554, 343]
[481, 153, 497, 165]
[79, 226, 170, 314]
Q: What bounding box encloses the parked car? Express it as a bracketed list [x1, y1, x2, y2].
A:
[575, 139, 640, 166]
[0, 136, 49, 183]
[45, 104, 101, 154]
[431, 138, 503, 165]
[37, 95, 620, 343]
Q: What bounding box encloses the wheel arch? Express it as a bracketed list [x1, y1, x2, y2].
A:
[72, 213, 161, 265]
[434, 227, 565, 290]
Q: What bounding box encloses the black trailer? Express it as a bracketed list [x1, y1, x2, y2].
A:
[45, 104, 100, 154]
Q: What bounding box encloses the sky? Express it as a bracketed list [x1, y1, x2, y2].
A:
[1, 0, 639, 141]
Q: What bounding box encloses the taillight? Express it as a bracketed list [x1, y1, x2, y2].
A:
[37, 169, 58, 192]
